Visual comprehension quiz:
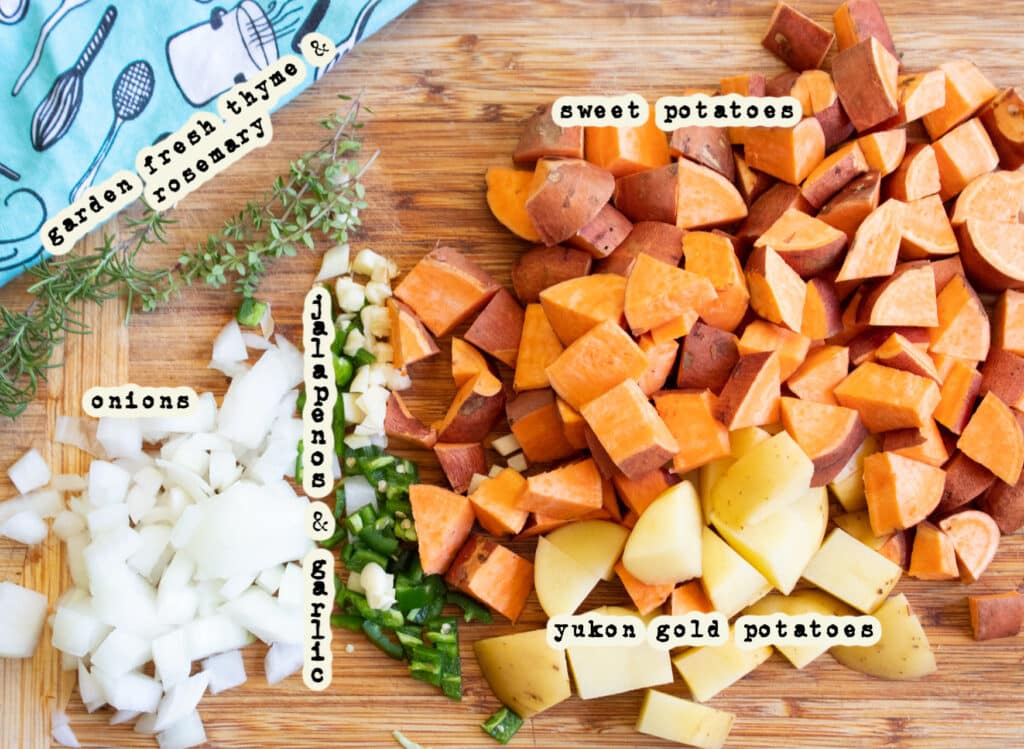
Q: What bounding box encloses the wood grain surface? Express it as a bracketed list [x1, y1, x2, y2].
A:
[3, 1, 1024, 747]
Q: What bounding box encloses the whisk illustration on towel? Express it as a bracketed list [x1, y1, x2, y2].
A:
[31, 6, 117, 152]
[12, 0, 94, 96]
[69, 60, 154, 203]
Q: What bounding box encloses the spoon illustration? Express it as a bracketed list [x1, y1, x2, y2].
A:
[12, 0, 93, 96]
[31, 6, 117, 151]
[69, 60, 154, 203]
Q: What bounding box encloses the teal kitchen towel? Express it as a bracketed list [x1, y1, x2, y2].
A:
[0, 0, 415, 287]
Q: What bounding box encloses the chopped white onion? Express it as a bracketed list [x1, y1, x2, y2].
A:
[154, 671, 210, 731]
[91, 628, 152, 676]
[258, 304, 275, 339]
[88, 460, 131, 506]
[51, 473, 87, 492]
[110, 710, 142, 726]
[241, 331, 272, 351]
[0, 509, 47, 544]
[8, 447, 50, 494]
[151, 628, 191, 686]
[277, 563, 304, 609]
[0, 581, 47, 657]
[96, 418, 144, 459]
[51, 605, 109, 657]
[315, 243, 351, 281]
[211, 320, 248, 364]
[52, 710, 80, 747]
[203, 649, 247, 695]
[156, 709, 206, 749]
[264, 642, 303, 686]
[55, 416, 105, 458]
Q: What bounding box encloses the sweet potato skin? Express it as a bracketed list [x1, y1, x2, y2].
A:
[979, 88, 1024, 170]
[670, 126, 735, 181]
[762, 1, 835, 71]
[676, 321, 740, 394]
[434, 442, 487, 494]
[968, 592, 1024, 641]
[514, 103, 584, 164]
[595, 221, 684, 277]
[394, 246, 500, 337]
[527, 158, 616, 246]
[385, 392, 438, 449]
[613, 163, 679, 224]
[511, 245, 593, 305]
[465, 289, 525, 368]
[832, 38, 900, 132]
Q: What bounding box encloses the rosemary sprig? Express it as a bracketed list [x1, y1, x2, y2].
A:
[0, 95, 372, 419]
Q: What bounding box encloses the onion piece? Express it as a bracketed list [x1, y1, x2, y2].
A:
[315, 243, 351, 281]
[51, 710, 80, 748]
[241, 332, 272, 351]
[264, 641, 303, 685]
[211, 320, 247, 364]
[156, 710, 207, 749]
[96, 418, 144, 459]
[0, 581, 47, 657]
[0, 509, 47, 544]
[8, 447, 50, 494]
[153, 671, 210, 731]
[202, 649, 247, 695]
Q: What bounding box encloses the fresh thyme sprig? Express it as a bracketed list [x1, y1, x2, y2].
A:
[0, 95, 372, 419]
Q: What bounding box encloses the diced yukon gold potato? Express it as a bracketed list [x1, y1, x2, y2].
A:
[711, 486, 828, 594]
[636, 689, 735, 749]
[832, 594, 937, 679]
[534, 536, 602, 617]
[567, 606, 673, 699]
[474, 628, 570, 718]
[827, 433, 879, 512]
[801, 528, 902, 613]
[546, 519, 629, 582]
[699, 426, 772, 521]
[744, 590, 855, 669]
[622, 482, 703, 586]
[700, 527, 772, 618]
[710, 431, 814, 527]
[672, 628, 772, 702]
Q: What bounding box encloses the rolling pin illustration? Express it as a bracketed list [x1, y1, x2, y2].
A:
[31, 6, 118, 152]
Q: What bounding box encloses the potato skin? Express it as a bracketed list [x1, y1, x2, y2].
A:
[526, 159, 615, 246]
[512, 245, 592, 304]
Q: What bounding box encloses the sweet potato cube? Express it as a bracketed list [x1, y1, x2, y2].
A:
[858, 129, 906, 177]
[802, 277, 843, 340]
[908, 521, 959, 580]
[934, 359, 982, 435]
[555, 397, 587, 451]
[526, 158, 615, 246]
[818, 170, 881, 241]
[615, 562, 674, 616]
[595, 221, 684, 277]
[445, 535, 533, 622]
[520, 458, 604, 519]
[938, 452, 995, 516]
[568, 203, 633, 259]
[514, 103, 584, 164]
[833, 0, 896, 56]
[979, 470, 1024, 535]
[507, 389, 577, 465]
[887, 144, 941, 203]
[613, 163, 679, 224]
[715, 351, 782, 430]
[486, 167, 542, 242]
[762, 1, 834, 71]
[451, 338, 490, 387]
[625, 253, 717, 336]
[800, 142, 869, 209]
[863, 451, 945, 535]
[676, 321, 740, 393]
[958, 218, 1024, 293]
[938, 510, 1001, 584]
[922, 60, 999, 140]
[832, 38, 900, 132]
[951, 170, 1024, 227]
[436, 370, 506, 443]
[874, 332, 940, 383]
[581, 379, 679, 480]
[668, 581, 714, 616]
[957, 392, 1024, 485]
[894, 71, 947, 124]
[466, 289, 525, 368]
[388, 298, 440, 370]
[539, 273, 626, 345]
[994, 290, 1024, 356]
[511, 245, 592, 305]
[929, 273, 990, 362]
[675, 158, 748, 230]
[859, 262, 938, 328]
[746, 245, 807, 332]
[834, 361, 941, 432]
[781, 396, 867, 487]
[395, 246, 500, 337]
[585, 113, 671, 178]
[735, 154, 774, 205]
[933, 118, 1000, 202]
[796, 70, 855, 150]
[738, 182, 812, 248]
[682, 231, 749, 332]
[654, 390, 731, 474]
[968, 592, 1024, 641]
[514, 304, 563, 392]
[835, 199, 903, 282]
[385, 392, 437, 449]
[754, 209, 847, 278]
[670, 126, 735, 181]
[980, 348, 1024, 411]
[434, 442, 486, 495]
[545, 318, 648, 411]
[738, 320, 810, 380]
[787, 345, 849, 405]
[613, 468, 678, 516]
[410, 484, 477, 575]
[744, 118, 826, 185]
[637, 335, 679, 396]
[885, 417, 949, 468]
[900, 195, 958, 259]
[469, 468, 529, 536]
[979, 88, 1024, 170]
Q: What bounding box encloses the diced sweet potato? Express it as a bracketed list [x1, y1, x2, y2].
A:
[994, 291, 1024, 356]
[568, 203, 633, 259]
[833, 0, 896, 56]
[682, 231, 749, 331]
[979, 472, 1024, 535]
[650, 313, 697, 345]
[545, 318, 648, 410]
[886, 418, 949, 468]
[514, 304, 563, 392]
[738, 320, 811, 380]
[858, 262, 937, 328]
[486, 167, 542, 242]
[410, 484, 477, 575]
[435, 442, 487, 494]
[933, 118, 1000, 202]
[738, 183, 813, 250]
[951, 170, 1024, 227]
[938, 452, 995, 516]
[584, 423, 621, 480]
[507, 389, 577, 464]
[794, 70, 855, 150]
[858, 129, 906, 177]
[452, 337, 491, 388]
[514, 103, 585, 164]
[887, 144, 940, 202]
[445, 535, 533, 622]
[469, 468, 529, 536]
[676, 158, 748, 230]
[637, 335, 679, 396]
[388, 298, 440, 370]
[613, 163, 679, 224]
[385, 392, 437, 449]
[863, 451, 945, 534]
[595, 221, 684, 277]
[668, 580, 714, 616]
[754, 209, 847, 277]
[613, 468, 678, 516]
[787, 344, 849, 405]
[802, 277, 843, 339]
[833, 38, 900, 132]
[744, 117, 826, 185]
[519, 458, 604, 519]
[395, 246, 501, 337]
[801, 143, 869, 209]
[891, 71, 947, 125]
[835, 199, 903, 282]
[818, 170, 881, 241]
[922, 60, 999, 140]
[436, 370, 506, 443]
[465, 289, 525, 368]
[761, 1, 834, 71]
[958, 219, 1024, 292]
[781, 396, 867, 487]
[625, 253, 717, 335]
[654, 390, 731, 474]
[968, 592, 1024, 641]
[938, 509, 1001, 583]
[555, 397, 588, 451]
[539, 273, 626, 345]
[511, 245, 592, 305]
[934, 359, 982, 435]
[980, 348, 1024, 411]
[581, 379, 678, 480]
[676, 321, 740, 393]
[929, 273, 990, 361]
[585, 113, 671, 178]
[900, 195, 958, 259]
[670, 126, 735, 182]
[615, 562, 674, 616]
[527, 158, 616, 246]
[908, 521, 959, 580]
[979, 88, 1024, 170]
[846, 325, 930, 366]
[930, 256, 967, 295]
[957, 392, 1024, 485]
[834, 361, 941, 432]
[735, 155, 774, 205]
[721, 73, 768, 145]
[715, 351, 782, 429]
[746, 245, 807, 332]
[874, 332, 940, 382]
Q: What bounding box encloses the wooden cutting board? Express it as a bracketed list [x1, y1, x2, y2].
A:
[3, 1, 1024, 746]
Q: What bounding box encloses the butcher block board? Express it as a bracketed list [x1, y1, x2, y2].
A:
[3, 1, 1024, 746]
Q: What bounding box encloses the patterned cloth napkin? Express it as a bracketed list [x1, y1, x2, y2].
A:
[0, 0, 416, 287]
